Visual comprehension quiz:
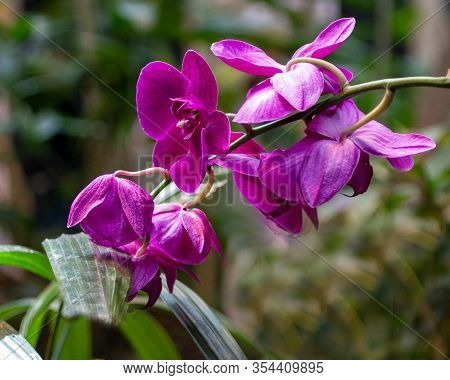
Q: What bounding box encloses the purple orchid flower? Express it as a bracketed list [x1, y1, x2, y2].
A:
[150, 203, 221, 265]
[108, 240, 198, 308]
[67, 174, 154, 248]
[212, 133, 318, 234]
[211, 18, 355, 123]
[259, 100, 436, 208]
[136, 50, 231, 193]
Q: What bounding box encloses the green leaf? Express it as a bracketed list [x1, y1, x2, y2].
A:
[52, 316, 92, 360]
[0, 321, 42, 360]
[20, 282, 60, 347]
[0, 298, 34, 321]
[0, 245, 54, 280]
[160, 282, 246, 360]
[42, 233, 130, 325]
[119, 310, 180, 359]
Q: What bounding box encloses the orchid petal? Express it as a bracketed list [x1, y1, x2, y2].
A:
[350, 121, 436, 157]
[346, 152, 373, 196]
[211, 39, 284, 76]
[182, 50, 218, 110]
[387, 156, 414, 172]
[267, 202, 304, 235]
[128, 256, 159, 299]
[304, 206, 319, 230]
[181, 210, 206, 255]
[170, 129, 207, 193]
[259, 138, 314, 202]
[293, 18, 356, 59]
[204, 111, 231, 155]
[117, 178, 154, 239]
[306, 99, 361, 140]
[191, 208, 221, 254]
[152, 127, 188, 170]
[271, 63, 324, 111]
[234, 172, 279, 216]
[67, 174, 112, 227]
[234, 79, 294, 123]
[80, 180, 136, 247]
[152, 204, 211, 265]
[211, 132, 265, 175]
[212, 154, 261, 176]
[136, 61, 189, 140]
[141, 275, 163, 307]
[301, 137, 360, 207]
[321, 66, 353, 94]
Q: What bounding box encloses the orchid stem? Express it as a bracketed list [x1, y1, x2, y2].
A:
[150, 177, 171, 198]
[114, 167, 170, 179]
[152, 74, 450, 198]
[183, 167, 215, 208]
[226, 113, 253, 135]
[285, 57, 349, 91]
[340, 87, 395, 139]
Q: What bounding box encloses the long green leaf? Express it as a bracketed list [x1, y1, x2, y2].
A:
[20, 282, 60, 347]
[0, 298, 34, 321]
[160, 282, 246, 360]
[0, 321, 42, 360]
[52, 316, 92, 360]
[42, 233, 130, 325]
[119, 310, 180, 359]
[0, 245, 54, 280]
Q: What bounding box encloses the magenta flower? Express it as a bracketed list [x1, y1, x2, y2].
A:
[211, 18, 355, 123]
[67, 174, 154, 248]
[136, 50, 231, 193]
[110, 241, 197, 307]
[212, 133, 318, 234]
[259, 100, 436, 208]
[150, 203, 221, 265]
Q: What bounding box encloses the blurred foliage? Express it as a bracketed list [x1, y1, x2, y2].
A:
[0, 0, 449, 359]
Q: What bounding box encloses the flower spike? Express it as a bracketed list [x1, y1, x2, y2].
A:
[340, 87, 395, 139]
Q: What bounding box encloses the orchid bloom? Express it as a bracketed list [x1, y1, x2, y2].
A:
[136, 50, 231, 193]
[109, 240, 198, 307]
[150, 203, 221, 265]
[212, 133, 318, 234]
[67, 174, 154, 248]
[211, 18, 355, 123]
[259, 100, 436, 208]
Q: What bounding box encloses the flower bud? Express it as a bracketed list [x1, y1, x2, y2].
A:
[151, 203, 220, 265]
[67, 174, 154, 248]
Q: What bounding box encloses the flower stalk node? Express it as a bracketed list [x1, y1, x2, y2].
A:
[183, 167, 215, 208]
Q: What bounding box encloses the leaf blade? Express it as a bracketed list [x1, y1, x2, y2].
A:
[0, 321, 42, 360]
[52, 316, 92, 360]
[0, 245, 54, 280]
[119, 310, 180, 359]
[160, 282, 246, 360]
[19, 282, 60, 347]
[0, 299, 35, 321]
[42, 233, 130, 325]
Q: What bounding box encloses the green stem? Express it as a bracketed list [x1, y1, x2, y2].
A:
[150, 177, 172, 198]
[45, 300, 64, 360]
[154, 75, 450, 198]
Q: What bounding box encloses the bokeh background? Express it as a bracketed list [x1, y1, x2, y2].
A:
[0, 0, 449, 359]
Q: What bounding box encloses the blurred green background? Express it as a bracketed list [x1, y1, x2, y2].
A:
[0, 0, 449, 359]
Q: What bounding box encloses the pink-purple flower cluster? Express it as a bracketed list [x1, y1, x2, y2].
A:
[68, 175, 220, 307]
[67, 17, 436, 307]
